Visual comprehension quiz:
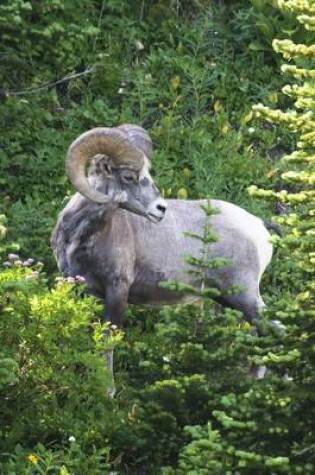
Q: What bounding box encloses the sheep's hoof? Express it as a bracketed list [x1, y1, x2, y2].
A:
[249, 364, 267, 379]
[107, 385, 116, 399]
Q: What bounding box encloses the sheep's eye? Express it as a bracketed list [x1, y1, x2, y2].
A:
[120, 171, 137, 184]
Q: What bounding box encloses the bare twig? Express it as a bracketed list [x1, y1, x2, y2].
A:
[2, 66, 96, 97]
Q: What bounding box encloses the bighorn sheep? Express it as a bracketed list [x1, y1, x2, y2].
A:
[51, 125, 274, 331]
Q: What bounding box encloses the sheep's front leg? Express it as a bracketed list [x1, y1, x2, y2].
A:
[103, 280, 130, 397]
[105, 279, 130, 328]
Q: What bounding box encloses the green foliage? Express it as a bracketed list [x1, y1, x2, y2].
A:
[0, 0, 100, 91]
[0, 214, 7, 244]
[250, 0, 315, 51]
[0, 441, 110, 475]
[0, 251, 121, 472]
[1, 0, 313, 473]
[0, 1, 287, 269]
[122, 4, 288, 197]
[0, 354, 18, 389]
[112, 301, 257, 471]
[171, 2, 315, 474]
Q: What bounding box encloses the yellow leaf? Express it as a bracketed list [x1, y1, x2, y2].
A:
[266, 169, 278, 178]
[221, 123, 229, 134]
[170, 75, 180, 90]
[267, 92, 278, 104]
[162, 188, 173, 198]
[297, 291, 310, 302]
[214, 100, 223, 113]
[177, 188, 188, 199]
[243, 111, 253, 123]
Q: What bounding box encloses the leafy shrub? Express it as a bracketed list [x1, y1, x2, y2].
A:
[0, 441, 111, 475]
[0, 0, 100, 91]
[249, 0, 315, 51]
[0, 249, 120, 472]
[0, 1, 307, 473]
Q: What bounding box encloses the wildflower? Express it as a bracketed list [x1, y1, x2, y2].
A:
[23, 258, 34, 267]
[69, 435, 76, 443]
[28, 258, 35, 265]
[27, 454, 39, 465]
[248, 127, 256, 134]
[26, 271, 39, 280]
[8, 253, 19, 261]
[135, 40, 144, 50]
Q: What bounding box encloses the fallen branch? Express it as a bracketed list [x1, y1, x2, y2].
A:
[2, 66, 96, 97]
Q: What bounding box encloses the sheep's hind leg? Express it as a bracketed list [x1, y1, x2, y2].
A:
[221, 289, 268, 379]
[245, 292, 268, 379]
[239, 292, 287, 379]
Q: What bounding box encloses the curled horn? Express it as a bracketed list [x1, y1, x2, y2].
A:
[116, 124, 153, 160]
[66, 127, 145, 203]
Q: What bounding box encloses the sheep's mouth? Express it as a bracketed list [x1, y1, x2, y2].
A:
[122, 201, 165, 223]
[148, 213, 164, 223]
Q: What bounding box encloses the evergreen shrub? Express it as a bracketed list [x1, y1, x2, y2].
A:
[169, 1, 315, 473]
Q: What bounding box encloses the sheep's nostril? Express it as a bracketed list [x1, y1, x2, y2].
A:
[157, 204, 166, 213]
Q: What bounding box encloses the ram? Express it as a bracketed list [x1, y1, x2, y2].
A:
[52, 124, 274, 341]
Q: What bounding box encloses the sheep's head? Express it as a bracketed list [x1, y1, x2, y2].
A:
[66, 125, 167, 223]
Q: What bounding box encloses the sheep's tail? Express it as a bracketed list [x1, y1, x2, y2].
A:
[263, 220, 282, 237]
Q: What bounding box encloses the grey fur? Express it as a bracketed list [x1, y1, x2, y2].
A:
[52, 155, 274, 327]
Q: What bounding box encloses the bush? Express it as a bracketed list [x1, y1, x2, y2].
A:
[0, 247, 120, 472]
[1, 1, 308, 473]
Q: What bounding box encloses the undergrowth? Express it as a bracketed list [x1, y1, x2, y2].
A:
[1, 0, 312, 473]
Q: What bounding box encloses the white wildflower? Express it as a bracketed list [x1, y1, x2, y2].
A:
[135, 40, 144, 51]
[8, 253, 19, 261]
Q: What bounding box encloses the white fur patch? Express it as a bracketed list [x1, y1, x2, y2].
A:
[214, 200, 273, 281]
[252, 219, 273, 280]
[139, 156, 153, 182]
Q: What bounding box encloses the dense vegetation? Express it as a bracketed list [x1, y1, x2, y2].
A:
[0, 0, 314, 473]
